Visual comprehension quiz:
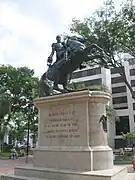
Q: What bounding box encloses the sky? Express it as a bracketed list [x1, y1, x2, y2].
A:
[0, 0, 124, 77]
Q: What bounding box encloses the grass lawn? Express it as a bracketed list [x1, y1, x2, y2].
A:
[0, 152, 9, 158]
[114, 152, 132, 164]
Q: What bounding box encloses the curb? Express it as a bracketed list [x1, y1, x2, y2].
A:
[0, 157, 9, 160]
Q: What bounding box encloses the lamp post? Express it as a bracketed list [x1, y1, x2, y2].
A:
[25, 113, 30, 164]
[25, 100, 32, 164]
[25, 91, 35, 164]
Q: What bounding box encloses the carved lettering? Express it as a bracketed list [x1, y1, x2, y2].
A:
[42, 106, 80, 139]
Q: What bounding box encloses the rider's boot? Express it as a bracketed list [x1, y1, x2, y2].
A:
[63, 84, 75, 93]
[53, 69, 61, 92]
[53, 83, 60, 91]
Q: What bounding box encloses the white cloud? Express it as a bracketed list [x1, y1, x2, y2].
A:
[0, 0, 123, 77]
[55, 0, 104, 21]
[0, 1, 55, 76]
[0, 3, 54, 48]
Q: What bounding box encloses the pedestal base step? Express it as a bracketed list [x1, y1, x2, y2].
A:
[2, 173, 135, 180]
[122, 173, 135, 180]
[1, 175, 45, 180]
[1, 165, 133, 180]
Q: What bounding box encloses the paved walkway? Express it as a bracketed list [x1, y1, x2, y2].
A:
[0, 158, 133, 175]
[0, 157, 33, 175]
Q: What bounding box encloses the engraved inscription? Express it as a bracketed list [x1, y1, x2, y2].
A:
[43, 105, 80, 139]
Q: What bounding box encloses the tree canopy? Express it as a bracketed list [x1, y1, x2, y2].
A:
[0, 65, 39, 144]
[71, 0, 135, 57]
[70, 0, 135, 98]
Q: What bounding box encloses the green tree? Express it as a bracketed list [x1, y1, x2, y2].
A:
[122, 132, 135, 140]
[9, 112, 27, 143]
[0, 86, 11, 151]
[69, 82, 109, 92]
[0, 86, 10, 119]
[70, 0, 135, 99]
[0, 65, 39, 145]
[122, 132, 135, 145]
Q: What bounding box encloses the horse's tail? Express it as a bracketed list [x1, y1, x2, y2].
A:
[39, 72, 51, 97]
[40, 72, 47, 81]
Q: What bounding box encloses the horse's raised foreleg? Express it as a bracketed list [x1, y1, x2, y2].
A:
[62, 74, 75, 93]
[53, 69, 64, 93]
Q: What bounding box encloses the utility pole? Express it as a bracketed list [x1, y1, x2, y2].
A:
[25, 114, 30, 164]
[25, 102, 32, 164]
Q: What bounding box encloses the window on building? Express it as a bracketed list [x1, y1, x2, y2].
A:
[72, 67, 101, 79]
[134, 115, 135, 122]
[115, 139, 127, 149]
[75, 78, 102, 87]
[114, 106, 128, 110]
[113, 96, 127, 104]
[72, 71, 84, 79]
[129, 58, 135, 65]
[111, 76, 124, 84]
[116, 116, 130, 135]
[112, 86, 126, 94]
[111, 67, 124, 74]
[130, 69, 135, 76]
[84, 79, 102, 86]
[133, 103, 135, 110]
[86, 68, 101, 76]
[131, 80, 135, 87]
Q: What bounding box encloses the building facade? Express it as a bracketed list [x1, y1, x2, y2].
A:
[71, 58, 135, 148]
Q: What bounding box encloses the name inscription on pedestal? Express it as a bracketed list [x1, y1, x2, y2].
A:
[42, 106, 80, 139]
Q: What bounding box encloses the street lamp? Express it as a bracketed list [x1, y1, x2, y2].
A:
[25, 89, 36, 164]
[25, 113, 30, 164]
[25, 100, 33, 164]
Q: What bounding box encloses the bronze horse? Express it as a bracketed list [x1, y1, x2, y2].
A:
[39, 36, 109, 97]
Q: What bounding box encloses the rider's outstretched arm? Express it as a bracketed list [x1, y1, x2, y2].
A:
[49, 43, 55, 58]
[47, 44, 55, 64]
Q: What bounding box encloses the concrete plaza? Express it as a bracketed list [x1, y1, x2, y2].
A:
[0, 157, 32, 175]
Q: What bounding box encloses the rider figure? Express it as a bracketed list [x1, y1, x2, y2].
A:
[47, 35, 86, 70]
[47, 35, 65, 66]
[47, 35, 66, 90]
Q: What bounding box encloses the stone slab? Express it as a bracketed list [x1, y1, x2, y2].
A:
[33, 90, 113, 171]
[2, 173, 135, 180]
[1, 166, 128, 180]
[34, 90, 111, 148]
[1, 175, 45, 180]
[33, 146, 112, 171]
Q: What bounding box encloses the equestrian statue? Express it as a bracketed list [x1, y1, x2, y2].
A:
[39, 35, 109, 97]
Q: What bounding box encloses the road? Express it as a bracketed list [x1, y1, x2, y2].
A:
[0, 157, 33, 175]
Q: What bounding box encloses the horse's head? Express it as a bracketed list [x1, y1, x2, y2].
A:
[65, 36, 86, 54]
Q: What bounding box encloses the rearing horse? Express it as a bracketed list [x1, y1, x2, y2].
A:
[39, 36, 108, 97]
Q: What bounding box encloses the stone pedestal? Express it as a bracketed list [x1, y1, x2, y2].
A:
[33, 90, 113, 171]
[2, 90, 132, 180]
